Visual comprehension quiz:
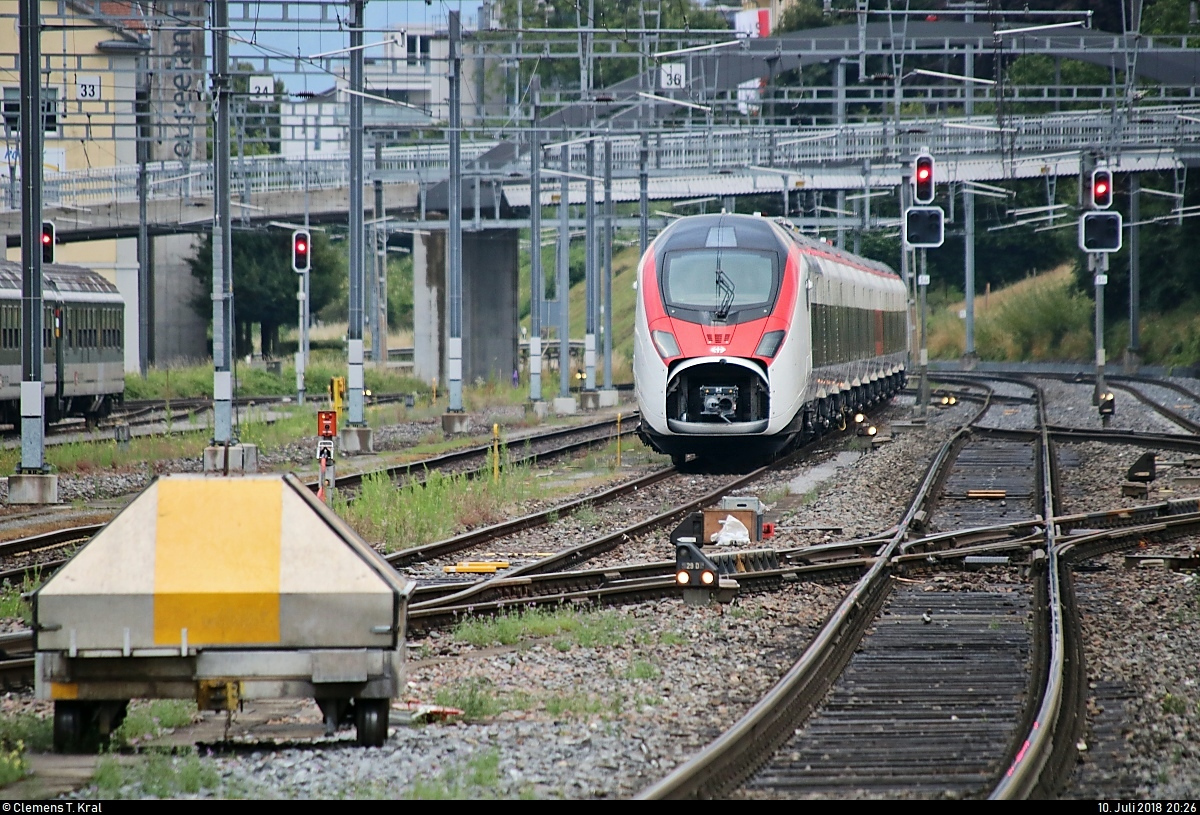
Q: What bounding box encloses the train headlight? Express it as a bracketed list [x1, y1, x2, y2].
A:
[754, 330, 786, 359]
[652, 330, 680, 359]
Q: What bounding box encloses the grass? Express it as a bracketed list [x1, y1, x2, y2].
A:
[91, 752, 221, 798]
[333, 453, 540, 552]
[926, 265, 1097, 362]
[336, 438, 663, 553]
[0, 574, 37, 625]
[573, 503, 599, 527]
[111, 700, 197, 749]
[1161, 693, 1189, 716]
[0, 378, 531, 478]
[432, 672, 659, 726]
[659, 630, 688, 646]
[0, 742, 28, 788]
[124, 351, 427, 401]
[451, 607, 634, 649]
[433, 677, 515, 720]
[0, 713, 52, 755]
[544, 692, 613, 717]
[626, 660, 660, 680]
[404, 748, 516, 799]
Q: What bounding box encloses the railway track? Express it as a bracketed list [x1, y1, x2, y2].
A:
[636, 378, 1053, 798]
[636, 373, 1200, 799]
[4, 374, 1198, 797]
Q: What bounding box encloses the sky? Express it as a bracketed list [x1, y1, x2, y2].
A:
[229, 1, 482, 95]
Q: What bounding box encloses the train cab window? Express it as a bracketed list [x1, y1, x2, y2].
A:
[661, 250, 777, 322]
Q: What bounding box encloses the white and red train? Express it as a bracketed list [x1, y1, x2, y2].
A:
[634, 213, 910, 464]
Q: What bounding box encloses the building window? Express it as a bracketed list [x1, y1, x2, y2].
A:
[42, 88, 58, 133]
[407, 35, 431, 67]
[3, 87, 60, 134]
[2, 89, 17, 134]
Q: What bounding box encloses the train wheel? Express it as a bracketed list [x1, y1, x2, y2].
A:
[316, 697, 353, 735]
[53, 701, 83, 753]
[355, 699, 390, 748]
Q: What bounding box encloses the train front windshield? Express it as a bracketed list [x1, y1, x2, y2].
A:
[661, 250, 778, 322]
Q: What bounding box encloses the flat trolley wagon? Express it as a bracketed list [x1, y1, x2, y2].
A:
[34, 473, 415, 750]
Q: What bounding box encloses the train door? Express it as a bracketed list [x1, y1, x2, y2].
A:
[53, 304, 64, 419]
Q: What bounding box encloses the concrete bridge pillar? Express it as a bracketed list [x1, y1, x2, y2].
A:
[413, 228, 518, 390]
[152, 233, 209, 363]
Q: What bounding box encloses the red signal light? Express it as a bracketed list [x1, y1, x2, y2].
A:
[913, 154, 935, 204]
[40, 222, 54, 263]
[292, 229, 311, 272]
[1091, 168, 1113, 209]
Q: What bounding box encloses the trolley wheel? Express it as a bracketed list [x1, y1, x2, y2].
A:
[53, 701, 83, 754]
[355, 699, 390, 748]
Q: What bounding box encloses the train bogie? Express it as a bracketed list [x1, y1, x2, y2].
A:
[635, 214, 908, 463]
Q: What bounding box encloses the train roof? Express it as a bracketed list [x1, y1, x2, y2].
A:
[0, 261, 121, 297]
[768, 218, 899, 280]
[655, 213, 899, 280]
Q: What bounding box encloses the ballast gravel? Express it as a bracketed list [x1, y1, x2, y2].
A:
[41, 380, 1200, 798]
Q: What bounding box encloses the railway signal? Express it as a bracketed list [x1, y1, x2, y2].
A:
[675, 538, 717, 589]
[913, 153, 935, 204]
[41, 222, 55, 264]
[903, 206, 944, 248]
[291, 229, 311, 273]
[1079, 211, 1122, 253]
[1090, 167, 1113, 209]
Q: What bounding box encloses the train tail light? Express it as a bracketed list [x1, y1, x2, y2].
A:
[754, 330, 786, 358]
[651, 330, 680, 359]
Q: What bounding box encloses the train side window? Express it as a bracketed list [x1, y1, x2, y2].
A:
[817, 304, 828, 366]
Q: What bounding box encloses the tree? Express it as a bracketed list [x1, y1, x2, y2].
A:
[187, 229, 343, 358]
[776, 0, 837, 33]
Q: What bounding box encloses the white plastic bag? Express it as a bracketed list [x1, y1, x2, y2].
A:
[711, 515, 751, 546]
